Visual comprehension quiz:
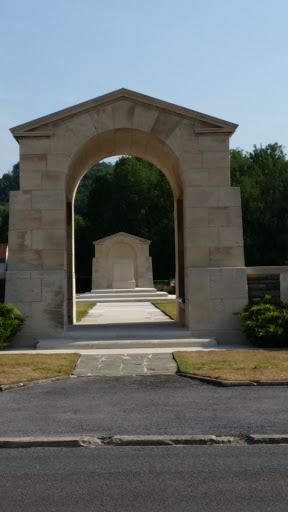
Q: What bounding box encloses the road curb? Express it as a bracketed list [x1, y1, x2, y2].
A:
[246, 434, 288, 444]
[0, 437, 86, 448]
[1, 435, 288, 448]
[2, 373, 288, 391]
[178, 372, 288, 387]
[0, 375, 72, 392]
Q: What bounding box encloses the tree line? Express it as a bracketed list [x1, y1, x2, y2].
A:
[0, 143, 287, 284]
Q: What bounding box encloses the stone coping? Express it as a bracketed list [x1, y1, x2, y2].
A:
[246, 266, 288, 274]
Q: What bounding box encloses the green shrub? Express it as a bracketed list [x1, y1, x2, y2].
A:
[0, 304, 25, 350]
[235, 295, 288, 348]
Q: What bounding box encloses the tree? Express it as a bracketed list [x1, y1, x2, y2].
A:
[74, 161, 114, 216]
[0, 204, 9, 242]
[231, 143, 288, 265]
[0, 163, 20, 243]
[0, 163, 19, 203]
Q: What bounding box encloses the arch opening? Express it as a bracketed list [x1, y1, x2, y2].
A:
[67, 129, 183, 202]
[67, 130, 184, 326]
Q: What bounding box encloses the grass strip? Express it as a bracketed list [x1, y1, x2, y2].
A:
[0, 353, 79, 385]
[76, 301, 96, 322]
[152, 300, 176, 320]
[173, 349, 288, 381]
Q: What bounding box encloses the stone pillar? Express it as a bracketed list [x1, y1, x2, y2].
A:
[182, 132, 248, 344]
[183, 184, 248, 344]
[5, 153, 68, 345]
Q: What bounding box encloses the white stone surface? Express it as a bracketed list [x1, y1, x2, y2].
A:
[78, 302, 172, 324]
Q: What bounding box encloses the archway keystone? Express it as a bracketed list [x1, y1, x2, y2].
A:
[7, 88, 248, 345]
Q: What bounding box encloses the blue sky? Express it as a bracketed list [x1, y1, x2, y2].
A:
[1, 0, 288, 175]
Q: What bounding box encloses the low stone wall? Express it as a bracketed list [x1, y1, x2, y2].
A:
[247, 274, 280, 301]
[246, 267, 288, 302]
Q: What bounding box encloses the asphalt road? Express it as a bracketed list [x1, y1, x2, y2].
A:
[1, 446, 288, 511]
[1, 375, 288, 437]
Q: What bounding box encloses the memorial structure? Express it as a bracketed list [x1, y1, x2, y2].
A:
[78, 232, 169, 302]
[6, 88, 249, 344]
[91, 232, 153, 290]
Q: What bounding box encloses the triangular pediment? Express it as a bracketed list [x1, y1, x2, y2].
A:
[93, 232, 151, 245]
[10, 88, 238, 139]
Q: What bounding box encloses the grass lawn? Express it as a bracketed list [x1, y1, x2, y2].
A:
[173, 350, 288, 381]
[0, 353, 80, 386]
[152, 300, 176, 320]
[76, 301, 96, 322]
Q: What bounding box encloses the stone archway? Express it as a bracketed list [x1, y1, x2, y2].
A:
[6, 88, 248, 345]
[65, 126, 184, 326]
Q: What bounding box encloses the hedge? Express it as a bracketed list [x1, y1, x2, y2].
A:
[235, 295, 288, 348]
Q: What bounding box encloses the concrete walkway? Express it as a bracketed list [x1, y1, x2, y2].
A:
[78, 302, 172, 324]
[73, 353, 177, 376]
[74, 303, 177, 375]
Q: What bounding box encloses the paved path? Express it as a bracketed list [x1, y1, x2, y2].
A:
[73, 353, 177, 376]
[79, 302, 172, 324]
[75, 302, 176, 374]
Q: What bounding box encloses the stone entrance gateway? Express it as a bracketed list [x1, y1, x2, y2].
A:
[6, 88, 248, 345]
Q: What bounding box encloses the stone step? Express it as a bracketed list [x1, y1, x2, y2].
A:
[89, 288, 159, 295]
[62, 324, 196, 340]
[78, 291, 169, 301]
[76, 296, 171, 302]
[37, 338, 217, 350]
[78, 287, 170, 302]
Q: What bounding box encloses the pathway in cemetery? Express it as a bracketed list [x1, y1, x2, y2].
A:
[74, 302, 187, 376]
[78, 302, 172, 324]
[37, 302, 216, 376]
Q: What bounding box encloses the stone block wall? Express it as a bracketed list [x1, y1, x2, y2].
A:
[246, 267, 288, 302]
[247, 274, 280, 301]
